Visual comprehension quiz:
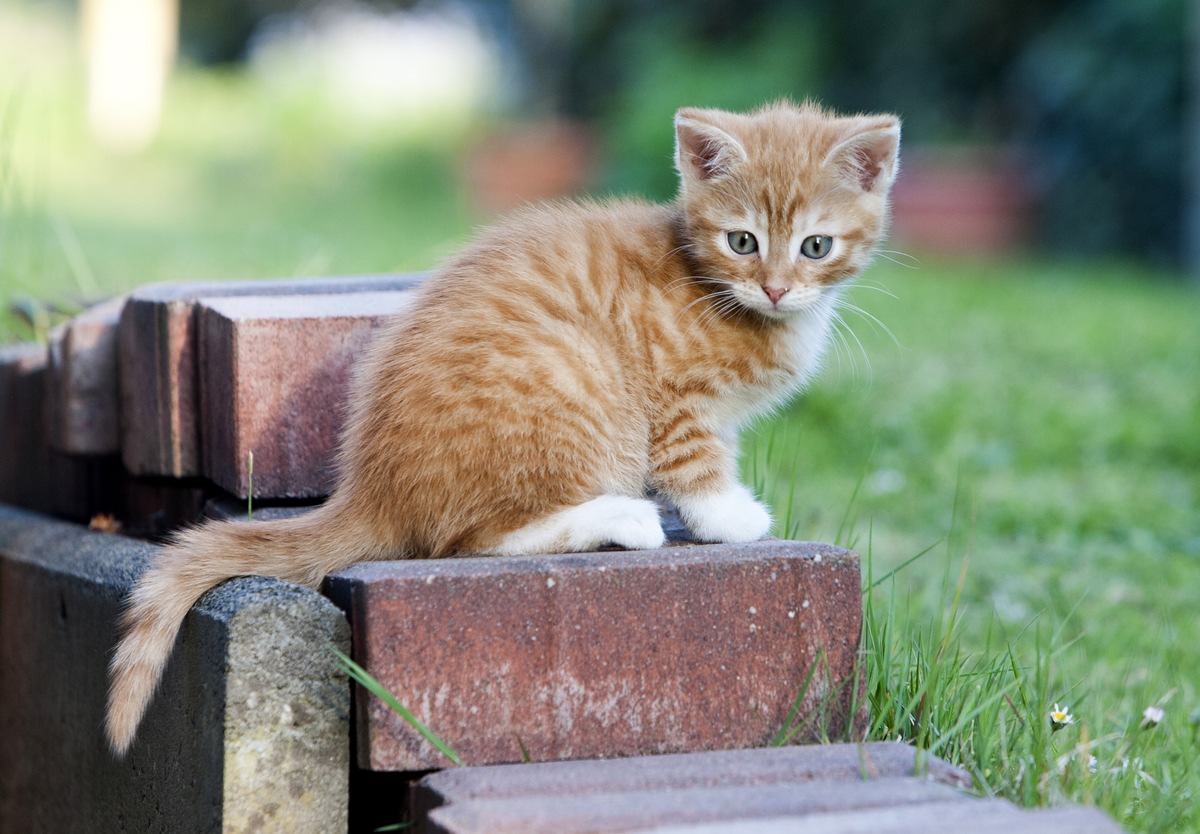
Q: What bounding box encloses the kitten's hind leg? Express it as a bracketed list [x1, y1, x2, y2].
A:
[486, 495, 666, 556]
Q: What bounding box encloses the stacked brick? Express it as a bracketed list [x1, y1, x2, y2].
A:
[0, 274, 423, 534]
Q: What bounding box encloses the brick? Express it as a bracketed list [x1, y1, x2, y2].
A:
[45, 296, 124, 456]
[0, 343, 92, 520]
[636, 800, 1125, 834]
[197, 289, 419, 498]
[0, 343, 50, 510]
[324, 540, 862, 771]
[0, 503, 351, 832]
[412, 742, 970, 824]
[118, 273, 426, 478]
[423, 776, 963, 834]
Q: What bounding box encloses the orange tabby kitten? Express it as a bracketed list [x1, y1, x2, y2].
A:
[106, 101, 900, 754]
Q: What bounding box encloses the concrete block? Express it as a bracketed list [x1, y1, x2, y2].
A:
[197, 289, 419, 498]
[325, 540, 862, 771]
[412, 742, 969, 819]
[45, 296, 124, 455]
[424, 776, 964, 834]
[0, 502, 351, 833]
[118, 273, 426, 478]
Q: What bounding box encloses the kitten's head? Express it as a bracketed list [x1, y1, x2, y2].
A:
[674, 102, 900, 319]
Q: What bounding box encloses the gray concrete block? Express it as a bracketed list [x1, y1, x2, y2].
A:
[118, 273, 426, 478]
[45, 296, 124, 455]
[0, 503, 351, 833]
[422, 776, 965, 834]
[327, 540, 863, 771]
[197, 290, 419, 499]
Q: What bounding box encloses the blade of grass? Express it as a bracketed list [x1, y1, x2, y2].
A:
[332, 646, 463, 766]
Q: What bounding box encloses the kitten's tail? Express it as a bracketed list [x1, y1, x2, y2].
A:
[105, 504, 377, 756]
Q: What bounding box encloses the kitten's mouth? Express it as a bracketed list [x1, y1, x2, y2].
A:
[729, 284, 819, 319]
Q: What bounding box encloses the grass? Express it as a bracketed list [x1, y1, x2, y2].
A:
[3, 12, 1197, 830]
[746, 257, 1199, 832]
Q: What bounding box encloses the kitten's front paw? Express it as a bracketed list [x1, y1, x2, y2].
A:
[674, 484, 772, 543]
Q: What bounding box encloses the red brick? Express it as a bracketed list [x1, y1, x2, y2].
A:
[197, 290, 419, 499]
[45, 297, 124, 456]
[0, 343, 93, 521]
[117, 274, 425, 479]
[642, 803, 1127, 834]
[324, 540, 863, 771]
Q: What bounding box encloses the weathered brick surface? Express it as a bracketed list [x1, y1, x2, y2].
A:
[118, 273, 425, 479]
[2, 340, 208, 531]
[0, 343, 93, 520]
[45, 296, 124, 456]
[415, 742, 1123, 834]
[0, 343, 51, 511]
[412, 742, 970, 824]
[197, 289, 419, 498]
[325, 540, 862, 771]
[424, 777, 963, 834]
[642, 802, 1126, 834]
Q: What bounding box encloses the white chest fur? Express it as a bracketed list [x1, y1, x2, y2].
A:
[711, 291, 840, 435]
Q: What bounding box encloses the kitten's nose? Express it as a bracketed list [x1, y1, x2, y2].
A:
[763, 286, 788, 305]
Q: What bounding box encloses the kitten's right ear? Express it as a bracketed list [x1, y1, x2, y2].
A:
[675, 109, 747, 182]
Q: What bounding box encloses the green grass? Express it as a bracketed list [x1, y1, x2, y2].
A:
[746, 257, 1199, 832]
[3, 13, 1197, 829]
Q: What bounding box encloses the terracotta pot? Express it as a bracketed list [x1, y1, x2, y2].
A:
[889, 147, 1036, 257]
[464, 121, 595, 215]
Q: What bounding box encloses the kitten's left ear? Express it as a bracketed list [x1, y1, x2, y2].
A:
[826, 117, 901, 193]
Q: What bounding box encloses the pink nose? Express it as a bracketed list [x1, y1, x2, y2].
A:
[763, 286, 788, 305]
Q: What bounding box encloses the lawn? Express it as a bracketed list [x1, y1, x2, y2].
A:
[749, 258, 1199, 832]
[3, 15, 1198, 831]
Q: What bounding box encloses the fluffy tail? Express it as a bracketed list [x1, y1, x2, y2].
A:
[105, 505, 374, 756]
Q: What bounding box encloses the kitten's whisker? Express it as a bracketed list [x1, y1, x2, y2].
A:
[835, 300, 900, 348]
[687, 290, 744, 336]
[830, 311, 872, 383]
[650, 245, 693, 273]
[875, 249, 921, 269]
[850, 281, 898, 300]
[678, 291, 718, 320]
[827, 313, 856, 379]
[664, 274, 733, 294]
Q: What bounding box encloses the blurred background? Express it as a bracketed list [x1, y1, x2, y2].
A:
[0, 0, 1194, 315]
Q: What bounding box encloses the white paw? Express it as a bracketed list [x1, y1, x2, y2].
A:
[565, 495, 666, 551]
[489, 495, 666, 556]
[674, 484, 772, 543]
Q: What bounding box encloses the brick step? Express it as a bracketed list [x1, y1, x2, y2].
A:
[0, 274, 427, 530]
[411, 743, 1122, 834]
[118, 273, 425, 486]
[325, 539, 862, 771]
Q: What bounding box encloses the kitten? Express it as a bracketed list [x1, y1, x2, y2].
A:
[105, 101, 900, 754]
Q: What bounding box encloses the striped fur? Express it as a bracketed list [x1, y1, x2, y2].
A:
[106, 102, 900, 754]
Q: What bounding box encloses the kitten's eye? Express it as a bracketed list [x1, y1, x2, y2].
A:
[727, 231, 759, 255]
[801, 235, 833, 259]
